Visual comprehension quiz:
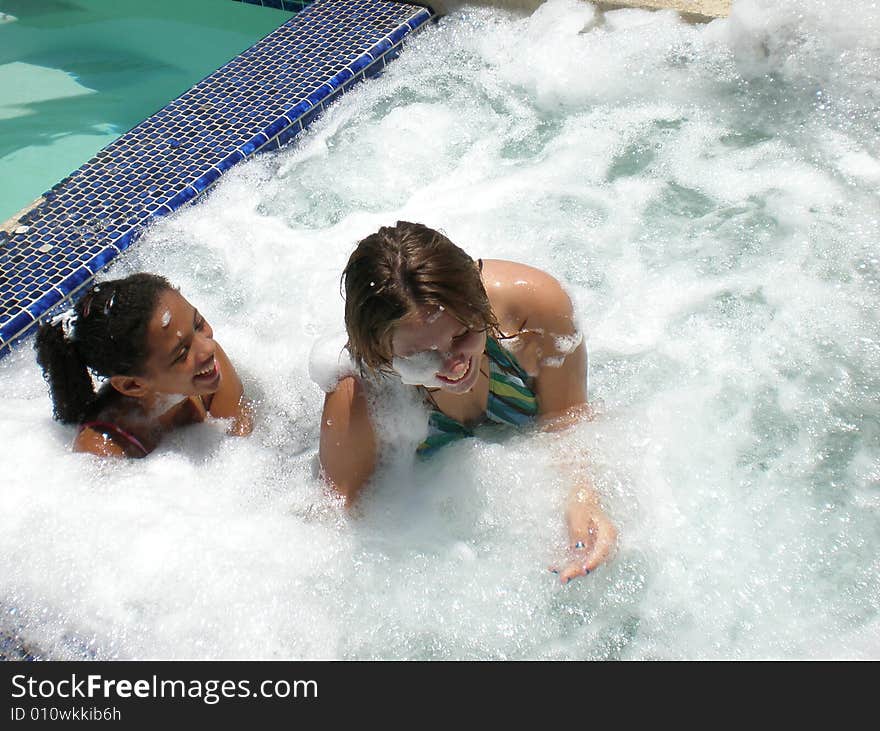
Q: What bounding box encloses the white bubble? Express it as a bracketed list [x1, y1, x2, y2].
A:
[308, 331, 356, 393]
[391, 350, 445, 387]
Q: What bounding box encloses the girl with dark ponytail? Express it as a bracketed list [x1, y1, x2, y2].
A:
[35, 273, 252, 457]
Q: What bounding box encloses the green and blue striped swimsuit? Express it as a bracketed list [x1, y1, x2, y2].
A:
[417, 336, 539, 456]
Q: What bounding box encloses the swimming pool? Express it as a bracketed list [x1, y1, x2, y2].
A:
[1, 0, 878, 659]
[0, 0, 295, 224]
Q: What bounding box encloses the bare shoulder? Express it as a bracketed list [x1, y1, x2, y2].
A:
[481, 259, 577, 333]
[73, 426, 132, 458]
[321, 374, 367, 423]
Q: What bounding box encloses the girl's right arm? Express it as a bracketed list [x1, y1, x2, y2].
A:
[318, 375, 378, 505]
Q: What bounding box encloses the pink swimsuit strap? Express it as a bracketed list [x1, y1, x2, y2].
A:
[79, 420, 149, 457]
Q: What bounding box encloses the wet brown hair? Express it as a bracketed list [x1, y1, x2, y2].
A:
[342, 221, 499, 373]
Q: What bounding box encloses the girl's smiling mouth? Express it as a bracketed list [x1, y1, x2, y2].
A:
[193, 358, 220, 386]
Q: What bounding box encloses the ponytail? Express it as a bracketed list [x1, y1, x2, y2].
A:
[35, 318, 97, 424]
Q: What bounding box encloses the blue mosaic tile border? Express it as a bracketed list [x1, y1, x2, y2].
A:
[0, 0, 434, 359]
[236, 0, 313, 11]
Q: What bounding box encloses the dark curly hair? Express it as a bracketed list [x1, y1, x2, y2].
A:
[35, 273, 172, 423]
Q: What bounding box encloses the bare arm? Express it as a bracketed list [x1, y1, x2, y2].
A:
[319, 375, 378, 506]
[517, 268, 617, 583]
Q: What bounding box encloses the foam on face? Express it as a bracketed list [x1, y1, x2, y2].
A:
[392, 350, 446, 387]
[160, 309, 171, 328]
[1, 0, 878, 660]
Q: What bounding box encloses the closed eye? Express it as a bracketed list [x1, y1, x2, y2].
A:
[171, 311, 205, 365]
[172, 344, 189, 365]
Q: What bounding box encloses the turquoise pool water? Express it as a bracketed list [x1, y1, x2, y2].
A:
[0, 0, 293, 223]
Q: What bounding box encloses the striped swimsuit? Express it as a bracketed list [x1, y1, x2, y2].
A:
[417, 336, 539, 456]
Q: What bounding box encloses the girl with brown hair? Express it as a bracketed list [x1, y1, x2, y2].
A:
[318, 221, 616, 583]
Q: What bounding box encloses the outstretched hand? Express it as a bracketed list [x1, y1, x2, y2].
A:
[549, 503, 617, 585]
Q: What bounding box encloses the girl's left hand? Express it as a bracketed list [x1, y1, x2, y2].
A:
[550, 505, 617, 584]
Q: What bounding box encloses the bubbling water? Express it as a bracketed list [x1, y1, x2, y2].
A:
[2, 0, 879, 659]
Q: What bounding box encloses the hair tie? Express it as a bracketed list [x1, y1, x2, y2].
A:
[80, 291, 96, 319]
[50, 308, 78, 342]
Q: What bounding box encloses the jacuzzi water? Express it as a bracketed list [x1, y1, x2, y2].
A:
[2, 0, 878, 659]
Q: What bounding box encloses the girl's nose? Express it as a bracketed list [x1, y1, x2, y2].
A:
[196, 334, 216, 362]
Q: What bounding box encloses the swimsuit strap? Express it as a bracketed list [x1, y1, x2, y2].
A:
[484, 336, 538, 427]
[417, 336, 538, 456]
[79, 420, 150, 457]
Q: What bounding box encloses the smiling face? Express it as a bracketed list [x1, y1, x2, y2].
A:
[136, 289, 221, 397]
[391, 307, 487, 394]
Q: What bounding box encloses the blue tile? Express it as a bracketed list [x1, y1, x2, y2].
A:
[408, 10, 433, 31]
[306, 86, 331, 107]
[300, 104, 324, 129]
[328, 67, 354, 90]
[342, 70, 365, 92]
[0, 310, 35, 344]
[192, 168, 222, 193]
[57, 267, 93, 296]
[388, 24, 411, 46]
[277, 120, 303, 147]
[348, 54, 374, 75]
[264, 116, 291, 139]
[25, 289, 63, 319]
[165, 186, 199, 210]
[115, 229, 140, 253]
[364, 57, 386, 80]
[370, 38, 393, 58]
[240, 132, 269, 157]
[152, 205, 175, 218]
[86, 247, 120, 274]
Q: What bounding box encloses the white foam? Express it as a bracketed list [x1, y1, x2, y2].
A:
[391, 350, 446, 387]
[553, 331, 583, 355]
[308, 331, 356, 393]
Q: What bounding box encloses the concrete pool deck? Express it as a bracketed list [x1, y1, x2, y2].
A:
[594, 0, 729, 22]
[418, 0, 730, 22]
